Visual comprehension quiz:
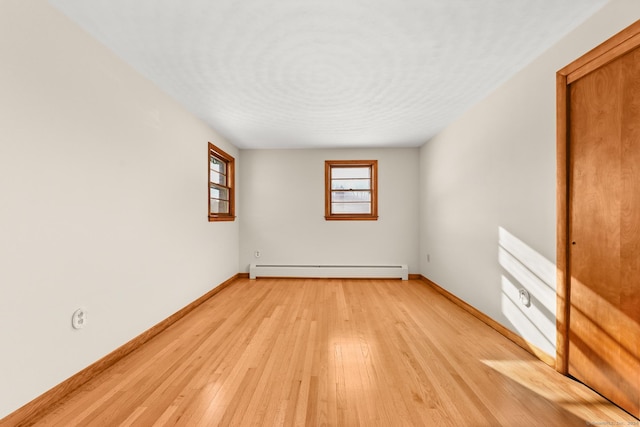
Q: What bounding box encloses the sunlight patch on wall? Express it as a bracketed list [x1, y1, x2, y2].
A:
[498, 227, 556, 356]
[501, 275, 555, 355]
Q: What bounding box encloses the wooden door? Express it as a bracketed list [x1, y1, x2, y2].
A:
[558, 23, 640, 418]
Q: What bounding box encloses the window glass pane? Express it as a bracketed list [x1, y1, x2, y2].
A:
[332, 202, 371, 214]
[210, 156, 227, 175]
[210, 185, 229, 201]
[331, 191, 371, 202]
[331, 179, 370, 190]
[210, 199, 229, 214]
[331, 167, 370, 179]
[209, 170, 227, 186]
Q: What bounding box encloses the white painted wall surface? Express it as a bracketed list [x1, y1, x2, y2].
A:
[0, 1, 239, 418]
[239, 148, 419, 273]
[419, 0, 640, 357]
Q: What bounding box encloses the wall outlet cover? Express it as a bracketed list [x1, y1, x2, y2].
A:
[518, 289, 531, 307]
[72, 308, 87, 329]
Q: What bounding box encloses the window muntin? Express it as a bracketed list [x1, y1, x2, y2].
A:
[209, 143, 235, 221]
[325, 160, 378, 220]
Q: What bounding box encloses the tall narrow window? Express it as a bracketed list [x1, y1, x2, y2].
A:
[325, 160, 378, 220]
[209, 143, 235, 221]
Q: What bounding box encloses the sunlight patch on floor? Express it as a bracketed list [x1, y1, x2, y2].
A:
[481, 359, 636, 422]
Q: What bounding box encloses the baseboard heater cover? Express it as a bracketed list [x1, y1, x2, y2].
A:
[249, 264, 408, 280]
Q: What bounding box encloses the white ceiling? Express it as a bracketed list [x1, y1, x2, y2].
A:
[49, 0, 608, 149]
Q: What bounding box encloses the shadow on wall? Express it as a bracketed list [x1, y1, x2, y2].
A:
[498, 227, 556, 356]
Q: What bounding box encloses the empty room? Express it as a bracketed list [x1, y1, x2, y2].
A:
[1, 0, 639, 425]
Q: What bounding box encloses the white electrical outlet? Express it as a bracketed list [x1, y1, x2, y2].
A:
[518, 289, 531, 307]
[254, 250, 261, 258]
[72, 308, 87, 329]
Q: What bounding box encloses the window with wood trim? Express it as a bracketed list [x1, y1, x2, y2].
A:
[325, 160, 378, 220]
[209, 143, 235, 221]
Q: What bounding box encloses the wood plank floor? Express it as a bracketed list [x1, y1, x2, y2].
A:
[21, 278, 637, 426]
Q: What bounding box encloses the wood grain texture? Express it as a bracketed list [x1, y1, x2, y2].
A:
[1, 274, 241, 427]
[559, 19, 640, 82]
[567, 32, 640, 84]
[558, 21, 640, 418]
[567, 45, 640, 417]
[619, 46, 640, 416]
[568, 54, 623, 405]
[556, 72, 570, 374]
[6, 278, 634, 426]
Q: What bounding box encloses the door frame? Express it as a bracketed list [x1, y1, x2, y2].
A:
[556, 19, 640, 374]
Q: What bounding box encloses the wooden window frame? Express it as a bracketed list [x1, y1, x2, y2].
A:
[325, 160, 378, 221]
[208, 143, 235, 222]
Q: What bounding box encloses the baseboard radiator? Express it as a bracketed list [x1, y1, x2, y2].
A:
[249, 264, 408, 280]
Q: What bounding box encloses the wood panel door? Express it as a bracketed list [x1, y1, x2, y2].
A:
[560, 30, 640, 418]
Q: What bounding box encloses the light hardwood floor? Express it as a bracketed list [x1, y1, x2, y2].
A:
[19, 278, 637, 426]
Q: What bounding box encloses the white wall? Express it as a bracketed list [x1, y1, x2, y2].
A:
[239, 148, 419, 272]
[419, 0, 640, 357]
[0, 1, 239, 418]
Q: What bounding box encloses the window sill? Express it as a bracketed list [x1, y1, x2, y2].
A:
[209, 216, 236, 222]
[325, 215, 378, 221]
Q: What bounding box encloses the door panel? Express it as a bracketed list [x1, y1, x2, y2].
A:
[619, 47, 640, 414]
[568, 46, 640, 417]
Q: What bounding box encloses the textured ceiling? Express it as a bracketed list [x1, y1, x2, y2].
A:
[49, 0, 608, 149]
